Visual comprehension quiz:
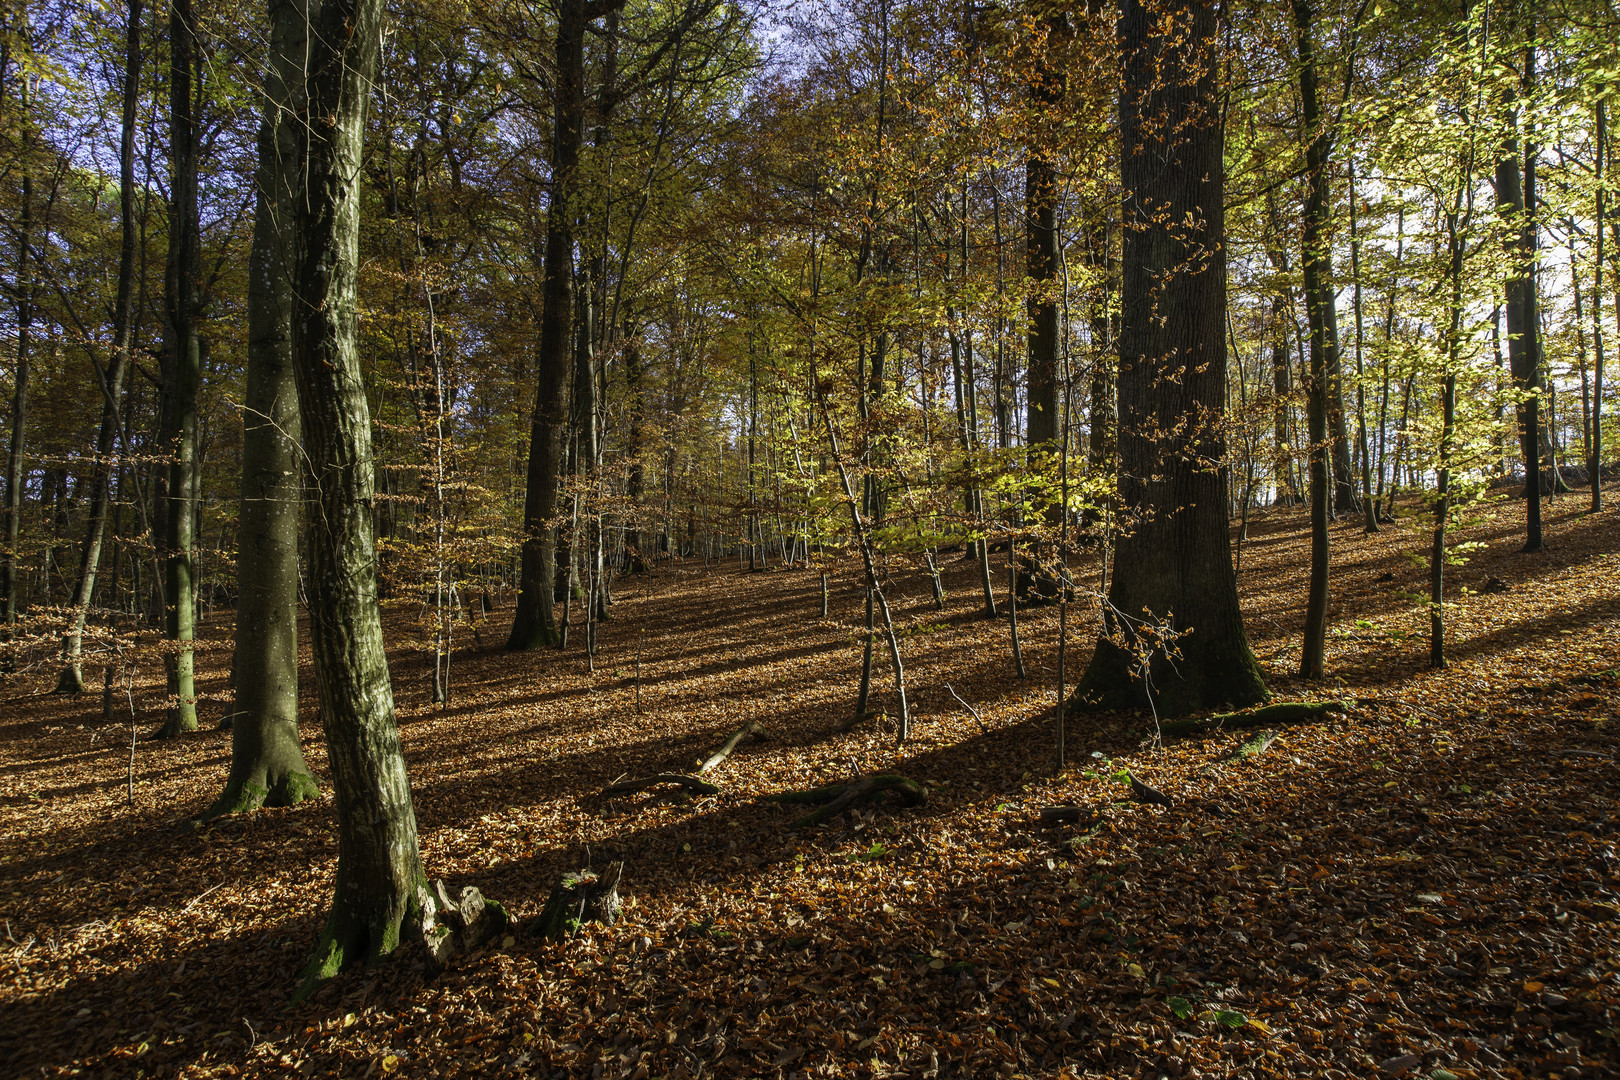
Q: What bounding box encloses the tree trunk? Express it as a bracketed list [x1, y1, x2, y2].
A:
[1073, 0, 1266, 717]
[1024, 20, 1060, 465]
[1496, 37, 1543, 550]
[510, 0, 592, 650]
[159, 0, 201, 735]
[3, 49, 32, 628]
[205, 0, 315, 818]
[58, 0, 143, 694]
[1594, 100, 1607, 513]
[288, 0, 423, 1001]
[1295, 0, 1330, 680]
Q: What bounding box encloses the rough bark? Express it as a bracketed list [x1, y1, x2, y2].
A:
[3, 54, 32, 628]
[288, 0, 423, 1002]
[204, 0, 315, 818]
[1073, 0, 1266, 717]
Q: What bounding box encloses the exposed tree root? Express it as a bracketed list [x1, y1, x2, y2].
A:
[602, 773, 720, 797]
[1157, 699, 1350, 739]
[771, 774, 927, 829]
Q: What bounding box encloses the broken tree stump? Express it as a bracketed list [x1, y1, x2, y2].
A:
[770, 774, 927, 829]
[415, 879, 511, 975]
[1038, 805, 1088, 827]
[695, 722, 769, 775]
[602, 773, 720, 798]
[1157, 699, 1350, 739]
[531, 862, 625, 941]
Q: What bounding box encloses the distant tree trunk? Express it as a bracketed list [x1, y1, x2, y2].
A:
[204, 0, 315, 818]
[1086, 213, 1117, 489]
[159, 0, 201, 735]
[57, 0, 143, 694]
[1024, 13, 1061, 467]
[1295, 0, 1330, 680]
[624, 336, 647, 566]
[510, 0, 590, 650]
[1594, 100, 1607, 513]
[288, 0, 423, 1000]
[3, 37, 33, 628]
[1348, 162, 1376, 532]
[1073, 0, 1267, 717]
[1262, 185, 1298, 506]
[1496, 37, 1543, 550]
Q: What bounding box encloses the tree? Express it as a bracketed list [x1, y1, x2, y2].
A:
[509, 0, 626, 651]
[158, 0, 202, 735]
[56, 0, 143, 695]
[285, 0, 423, 997]
[1073, 0, 1267, 717]
[203, 0, 315, 818]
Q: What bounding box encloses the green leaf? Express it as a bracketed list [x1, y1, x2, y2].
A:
[1212, 1009, 1249, 1029]
[1167, 995, 1194, 1019]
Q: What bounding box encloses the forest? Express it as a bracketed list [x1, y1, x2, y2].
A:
[1, 0, 1617, 1075]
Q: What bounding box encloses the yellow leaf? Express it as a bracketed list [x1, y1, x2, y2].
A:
[1248, 1017, 1274, 1036]
[1523, 980, 1545, 993]
[1043, 977, 1061, 988]
[381, 1053, 400, 1073]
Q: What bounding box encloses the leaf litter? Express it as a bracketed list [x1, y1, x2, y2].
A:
[1, 491, 1617, 1078]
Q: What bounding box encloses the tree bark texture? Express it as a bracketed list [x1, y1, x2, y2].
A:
[58, 0, 143, 694]
[1295, 0, 1329, 680]
[287, 0, 423, 999]
[510, 0, 592, 650]
[206, 0, 315, 817]
[160, 0, 201, 734]
[1073, 0, 1266, 717]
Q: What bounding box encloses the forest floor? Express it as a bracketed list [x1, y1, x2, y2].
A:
[2, 487, 1619, 1080]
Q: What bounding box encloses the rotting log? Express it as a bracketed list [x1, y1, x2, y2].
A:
[1157, 699, 1349, 739]
[602, 773, 720, 797]
[695, 722, 768, 775]
[531, 862, 624, 941]
[1197, 729, 1279, 778]
[414, 878, 510, 976]
[770, 774, 927, 829]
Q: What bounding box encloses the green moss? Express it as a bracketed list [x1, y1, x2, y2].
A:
[291, 935, 344, 1005]
[272, 771, 319, 807]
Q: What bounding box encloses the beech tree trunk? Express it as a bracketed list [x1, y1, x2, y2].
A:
[205, 0, 315, 818]
[3, 42, 32, 628]
[510, 0, 623, 649]
[159, 0, 201, 735]
[1496, 39, 1543, 550]
[287, 0, 423, 999]
[1295, 0, 1330, 680]
[1073, 0, 1266, 717]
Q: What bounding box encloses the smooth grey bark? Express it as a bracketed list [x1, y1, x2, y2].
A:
[1074, 0, 1266, 717]
[159, 0, 200, 735]
[58, 0, 142, 694]
[287, 0, 423, 1000]
[204, 0, 315, 818]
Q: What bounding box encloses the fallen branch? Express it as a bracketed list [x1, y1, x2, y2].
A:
[1158, 699, 1349, 739]
[602, 773, 720, 797]
[1197, 729, 1279, 778]
[1125, 771, 1172, 807]
[695, 722, 769, 775]
[945, 683, 989, 735]
[770, 774, 927, 829]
